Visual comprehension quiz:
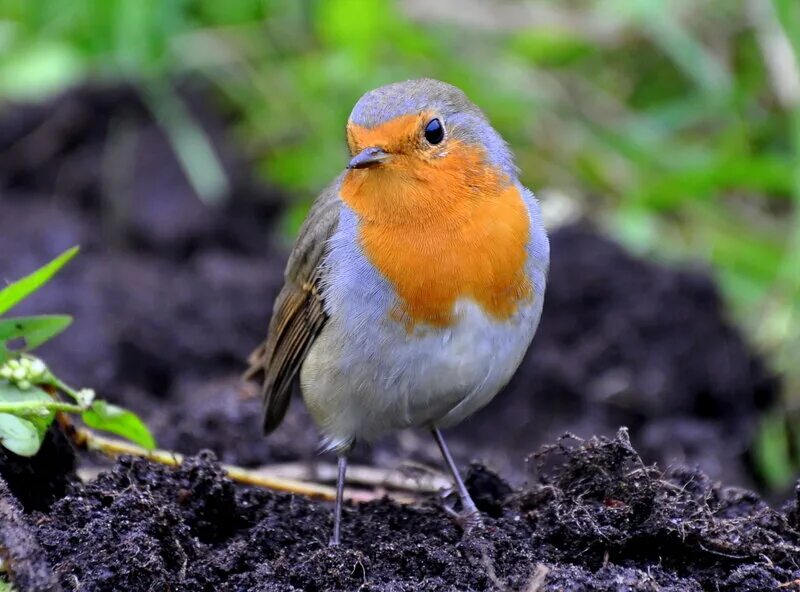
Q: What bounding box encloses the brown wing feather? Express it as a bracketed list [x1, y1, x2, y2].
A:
[244, 181, 342, 433]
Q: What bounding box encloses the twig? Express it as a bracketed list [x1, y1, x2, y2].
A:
[259, 461, 451, 493]
[71, 427, 334, 499]
[70, 427, 416, 504]
[525, 564, 550, 592]
[479, 549, 506, 591]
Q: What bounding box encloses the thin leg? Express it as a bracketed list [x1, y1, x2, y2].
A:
[431, 427, 482, 531]
[329, 454, 348, 546]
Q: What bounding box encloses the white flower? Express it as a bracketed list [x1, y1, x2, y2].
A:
[0, 356, 52, 388]
[75, 388, 96, 407]
[29, 359, 47, 377]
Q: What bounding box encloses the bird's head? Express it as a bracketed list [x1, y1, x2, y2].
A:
[342, 79, 518, 224]
[347, 78, 516, 177]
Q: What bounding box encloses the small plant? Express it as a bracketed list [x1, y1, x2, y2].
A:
[0, 247, 154, 456]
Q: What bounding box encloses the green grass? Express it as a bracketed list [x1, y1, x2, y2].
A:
[0, 0, 798, 485]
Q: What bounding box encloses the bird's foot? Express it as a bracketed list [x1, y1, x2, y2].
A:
[442, 504, 484, 535]
[440, 492, 483, 535]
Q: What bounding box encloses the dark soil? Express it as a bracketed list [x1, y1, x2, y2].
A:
[0, 83, 788, 590]
[5, 430, 800, 591]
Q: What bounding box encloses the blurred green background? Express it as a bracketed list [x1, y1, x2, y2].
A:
[0, 0, 798, 485]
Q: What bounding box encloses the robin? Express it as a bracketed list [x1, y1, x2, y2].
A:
[246, 78, 549, 545]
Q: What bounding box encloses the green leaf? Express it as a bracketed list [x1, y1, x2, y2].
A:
[0, 247, 79, 315]
[0, 414, 43, 456]
[0, 382, 56, 421]
[753, 413, 796, 490]
[0, 383, 54, 457]
[0, 41, 85, 101]
[82, 401, 156, 450]
[0, 315, 73, 351]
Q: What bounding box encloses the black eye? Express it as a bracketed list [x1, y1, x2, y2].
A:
[424, 118, 444, 145]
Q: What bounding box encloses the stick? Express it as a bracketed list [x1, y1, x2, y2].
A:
[70, 427, 417, 504]
[256, 461, 451, 493]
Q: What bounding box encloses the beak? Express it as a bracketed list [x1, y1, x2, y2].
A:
[347, 147, 391, 169]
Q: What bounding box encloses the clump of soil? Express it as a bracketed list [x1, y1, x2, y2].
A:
[3, 430, 799, 591]
[0, 427, 76, 513]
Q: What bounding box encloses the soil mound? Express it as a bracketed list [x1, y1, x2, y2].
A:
[3, 430, 798, 591]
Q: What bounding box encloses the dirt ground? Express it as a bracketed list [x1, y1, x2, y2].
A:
[5, 430, 800, 591]
[0, 84, 791, 591]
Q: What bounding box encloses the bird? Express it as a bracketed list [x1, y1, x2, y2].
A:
[245, 78, 549, 545]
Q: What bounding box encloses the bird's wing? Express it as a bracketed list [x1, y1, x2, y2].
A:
[244, 180, 342, 433]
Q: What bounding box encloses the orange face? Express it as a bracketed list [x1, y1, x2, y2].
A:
[346, 112, 438, 168]
[341, 114, 532, 330]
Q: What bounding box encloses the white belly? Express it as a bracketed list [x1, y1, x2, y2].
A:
[300, 297, 541, 451]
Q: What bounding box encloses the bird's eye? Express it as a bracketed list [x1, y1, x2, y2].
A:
[424, 118, 444, 145]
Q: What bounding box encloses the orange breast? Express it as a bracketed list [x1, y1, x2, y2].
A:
[340, 140, 532, 329]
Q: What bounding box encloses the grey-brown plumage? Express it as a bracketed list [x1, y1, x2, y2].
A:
[244, 181, 342, 432]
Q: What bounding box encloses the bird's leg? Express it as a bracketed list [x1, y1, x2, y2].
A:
[329, 454, 348, 546]
[431, 427, 483, 533]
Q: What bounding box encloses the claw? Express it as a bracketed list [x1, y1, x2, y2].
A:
[439, 494, 484, 535]
[441, 504, 484, 535]
[459, 507, 483, 535]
